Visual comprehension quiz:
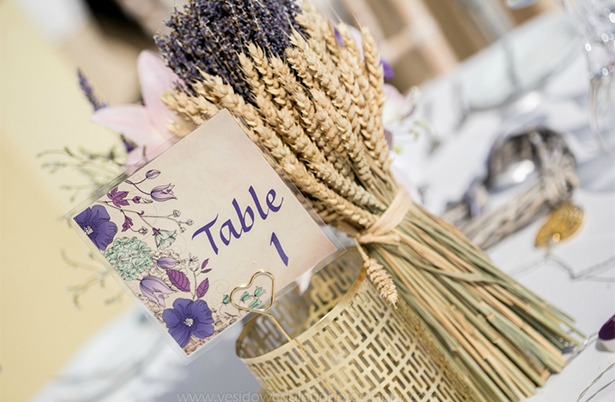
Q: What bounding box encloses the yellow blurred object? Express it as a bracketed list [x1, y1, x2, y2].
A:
[1, 2, 132, 401]
[535, 203, 585, 248]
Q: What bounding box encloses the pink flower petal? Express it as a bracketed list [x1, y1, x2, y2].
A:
[137, 50, 178, 134]
[92, 105, 160, 145]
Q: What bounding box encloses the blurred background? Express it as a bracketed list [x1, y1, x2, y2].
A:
[0, 0, 602, 401]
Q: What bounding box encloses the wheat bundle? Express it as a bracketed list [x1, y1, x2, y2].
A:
[155, 1, 582, 400]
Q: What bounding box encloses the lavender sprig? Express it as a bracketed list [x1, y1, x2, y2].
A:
[77, 69, 136, 153]
[77, 69, 107, 111]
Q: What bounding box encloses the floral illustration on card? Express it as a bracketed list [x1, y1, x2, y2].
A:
[74, 205, 118, 251]
[74, 169, 242, 353]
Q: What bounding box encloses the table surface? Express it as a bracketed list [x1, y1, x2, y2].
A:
[32, 11, 615, 402]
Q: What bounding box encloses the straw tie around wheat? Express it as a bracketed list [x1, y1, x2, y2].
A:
[346, 190, 415, 306]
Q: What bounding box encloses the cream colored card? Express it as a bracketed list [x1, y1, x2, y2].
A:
[73, 110, 337, 355]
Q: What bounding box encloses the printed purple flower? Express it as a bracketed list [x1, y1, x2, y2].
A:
[162, 298, 215, 348]
[146, 169, 161, 179]
[150, 184, 176, 202]
[121, 215, 134, 232]
[157, 256, 180, 269]
[140, 276, 174, 306]
[74, 205, 118, 251]
[107, 187, 130, 208]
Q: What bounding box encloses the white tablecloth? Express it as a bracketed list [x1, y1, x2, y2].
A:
[34, 11, 615, 402]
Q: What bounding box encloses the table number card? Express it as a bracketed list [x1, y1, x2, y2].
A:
[73, 110, 337, 355]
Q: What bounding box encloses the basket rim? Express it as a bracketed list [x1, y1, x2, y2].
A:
[235, 248, 366, 362]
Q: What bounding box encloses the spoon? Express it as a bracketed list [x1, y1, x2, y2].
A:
[444, 128, 577, 249]
[485, 128, 574, 193]
[485, 130, 539, 193]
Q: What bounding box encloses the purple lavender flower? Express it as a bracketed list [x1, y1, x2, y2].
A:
[77, 69, 107, 111]
[157, 256, 180, 269]
[155, 0, 302, 101]
[150, 184, 176, 202]
[74, 205, 118, 251]
[163, 298, 215, 347]
[381, 60, 394, 81]
[107, 187, 130, 208]
[140, 276, 174, 306]
[121, 135, 137, 154]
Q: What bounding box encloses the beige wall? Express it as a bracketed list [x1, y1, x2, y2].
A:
[1, 3, 132, 401]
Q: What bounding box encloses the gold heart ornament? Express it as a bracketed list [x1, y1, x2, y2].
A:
[230, 271, 276, 313]
[535, 202, 584, 248]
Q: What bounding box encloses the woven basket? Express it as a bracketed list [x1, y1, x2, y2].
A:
[236, 248, 477, 401]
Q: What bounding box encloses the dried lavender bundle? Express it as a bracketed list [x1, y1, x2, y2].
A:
[157, 1, 582, 400]
[155, 0, 300, 99]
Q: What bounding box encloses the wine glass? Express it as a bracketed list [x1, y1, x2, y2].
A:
[561, 0, 615, 155]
